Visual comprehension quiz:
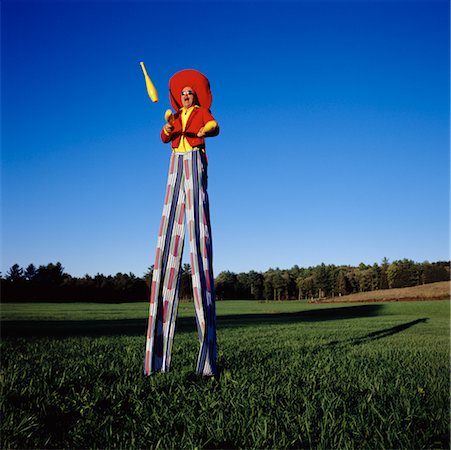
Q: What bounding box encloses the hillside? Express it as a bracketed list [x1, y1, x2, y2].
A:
[310, 281, 450, 303]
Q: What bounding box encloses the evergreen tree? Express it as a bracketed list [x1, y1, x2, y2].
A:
[24, 264, 37, 281]
[6, 264, 24, 282]
[379, 257, 390, 289]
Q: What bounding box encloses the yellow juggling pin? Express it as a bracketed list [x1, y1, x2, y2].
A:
[139, 62, 158, 103]
[164, 109, 174, 124]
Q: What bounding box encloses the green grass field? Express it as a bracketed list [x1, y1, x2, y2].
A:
[1, 299, 345, 321]
[1, 300, 449, 449]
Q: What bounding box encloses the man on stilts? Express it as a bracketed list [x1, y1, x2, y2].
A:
[144, 69, 219, 377]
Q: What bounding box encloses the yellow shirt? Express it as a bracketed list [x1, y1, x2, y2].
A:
[174, 106, 195, 153]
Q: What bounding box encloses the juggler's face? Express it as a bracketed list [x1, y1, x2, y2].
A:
[181, 86, 195, 109]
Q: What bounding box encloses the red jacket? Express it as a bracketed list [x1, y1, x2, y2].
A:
[160, 106, 218, 150]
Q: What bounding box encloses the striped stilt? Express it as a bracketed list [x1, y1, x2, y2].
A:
[144, 150, 217, 376]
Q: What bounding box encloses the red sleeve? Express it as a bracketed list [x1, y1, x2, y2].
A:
[202, 108, 216, 124]
[160, 128, 172, 143]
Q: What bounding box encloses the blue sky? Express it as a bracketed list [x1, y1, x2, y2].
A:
[2, 0, 450, 278]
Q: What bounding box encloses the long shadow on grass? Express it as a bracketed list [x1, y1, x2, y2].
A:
[0, 304, 383, 338]
[327, 318, 428, 348]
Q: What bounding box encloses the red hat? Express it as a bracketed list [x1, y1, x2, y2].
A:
[169, 69, 212, 110]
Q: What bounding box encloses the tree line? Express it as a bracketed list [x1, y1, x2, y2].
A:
[1, 259, 449, 303]
[215, 259, 450, 301]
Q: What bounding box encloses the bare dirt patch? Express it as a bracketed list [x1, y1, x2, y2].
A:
[310, 281, 450, 304]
